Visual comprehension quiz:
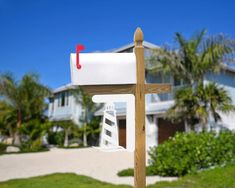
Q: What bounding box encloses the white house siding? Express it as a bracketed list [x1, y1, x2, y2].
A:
[48, 90, 83, 126]
[205, 71, 235, 131]
[146, 116, 158, 148]
[213, 83, 235, 131]
[218, 82, 235, 131]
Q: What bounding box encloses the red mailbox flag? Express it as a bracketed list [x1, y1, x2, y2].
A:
[76, 44, 85, 69]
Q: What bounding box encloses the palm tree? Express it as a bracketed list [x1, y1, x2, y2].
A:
[20, 119, 51, 150]
[166, 87, 201, 131]
[73, 88, 97, 147]
[168, 83, 235, 131]
[0, 73, 51, 145]
[148, 29, 235, 86]
[148, 30, 235, 130]
[197, 82, 235, 130]
[0, 101, 17, 141]
[52, 120, 77, 147]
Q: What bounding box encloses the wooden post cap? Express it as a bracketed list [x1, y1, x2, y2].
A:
[134, 27, 144, 43]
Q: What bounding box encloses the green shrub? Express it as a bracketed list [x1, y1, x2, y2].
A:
[31, 139, 43, 151]
[47, 132, 64, 146]
[117, 166, 153, 177]
[20, 139, 47, 152]
[0, 143, 7, 154]
[118, 168, 134, 177]
[148, 131, 235, 176]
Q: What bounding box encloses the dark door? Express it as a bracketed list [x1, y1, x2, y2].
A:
[118, 119, 126, 148]
[158, 118, 185, 144]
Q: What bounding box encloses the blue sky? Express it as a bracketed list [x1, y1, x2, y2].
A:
[0, 0, 235, 89]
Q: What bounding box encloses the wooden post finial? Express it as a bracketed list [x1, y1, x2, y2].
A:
[134, 27, 144, 43]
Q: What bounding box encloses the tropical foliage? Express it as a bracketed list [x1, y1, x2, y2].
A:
[0, 101, 17, 139]
[0, 72, 100, 150]
[73, 88, 100, 146]
[167, 83, 235, 130]
[0, 143, 8, 154]
[148, 29, 235, 86]
[47, 131, 65, 146]
[148, 30, 235, 130]
[47, 88, 100, 148]
[0, 72, 51, 146]
[20, 119, 51, 151]
[51, 120, 79, 147]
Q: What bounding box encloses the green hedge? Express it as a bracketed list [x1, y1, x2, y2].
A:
[20, 139, 48, 152]
[148, 131, 235, 176]
[47, 132, 64, 146]
[0, 143, 7, 154]
[117, 166, 153, 177]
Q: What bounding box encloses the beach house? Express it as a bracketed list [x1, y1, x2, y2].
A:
[48, 41, 235, 149]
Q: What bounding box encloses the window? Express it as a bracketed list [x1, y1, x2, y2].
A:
[61, 92, 65, 106]
[174, 77, 181, 86]
[65, 91, 69, 106]
[57, 91, 69, 107]
[57, 94, 61, 107]
[147, 72, 170, 83]
[147, 72, 172, 101]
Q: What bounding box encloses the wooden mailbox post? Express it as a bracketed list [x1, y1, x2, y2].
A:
[77, 28, 171, 188]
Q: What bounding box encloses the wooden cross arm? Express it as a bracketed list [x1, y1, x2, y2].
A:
[80, 84, 135, 96]
[80, 83, 171, 96]
[145, 84, 171, 94]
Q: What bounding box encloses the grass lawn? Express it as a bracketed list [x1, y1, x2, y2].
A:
[0, 173, 131, 188]
[149, 164, 235, 188]
[0, 164, 234, 188]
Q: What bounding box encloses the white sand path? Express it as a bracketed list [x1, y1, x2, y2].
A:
[0, 148, 177, 186]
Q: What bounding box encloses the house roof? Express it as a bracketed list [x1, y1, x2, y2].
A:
[53, 83, 77, 94]
[110, 41, 159, 53]
[221, 64, 235, 74]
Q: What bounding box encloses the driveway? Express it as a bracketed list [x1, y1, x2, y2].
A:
[0, 148, 177, 186]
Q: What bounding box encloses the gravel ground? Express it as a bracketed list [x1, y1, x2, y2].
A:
[0, 148, 177, 186]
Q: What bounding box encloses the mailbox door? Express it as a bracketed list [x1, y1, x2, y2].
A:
[70, 53, 136, 85]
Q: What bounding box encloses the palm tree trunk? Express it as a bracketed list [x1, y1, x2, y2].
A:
[202, 120, 208, 132]
[13, 129, 21, 146]
[13, 111, 22, 146]
[83, 124, 87, 147]
[9, 127, 14, 142]
[64, 129, 69, 147]
[184, 119, 190, 132]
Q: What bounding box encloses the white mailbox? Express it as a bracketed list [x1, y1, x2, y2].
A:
[70, 53, 136, 85]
